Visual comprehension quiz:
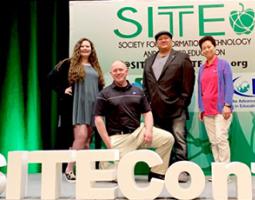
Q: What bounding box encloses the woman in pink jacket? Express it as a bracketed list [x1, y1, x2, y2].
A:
[198, 36, 233, 168]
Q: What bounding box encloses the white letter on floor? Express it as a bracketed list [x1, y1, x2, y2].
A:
[118, 150, 164, 199]
[76, 149, 119, 199]
[212, 162, 252, 200]
[6, 151, 28, 199]
[165, 161, 205, 199]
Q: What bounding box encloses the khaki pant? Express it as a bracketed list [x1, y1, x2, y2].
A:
[100, 123, 174, 175]
[204, 114, 232, 163]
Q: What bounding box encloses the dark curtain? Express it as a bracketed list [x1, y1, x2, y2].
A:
[0, 0, 69, 172]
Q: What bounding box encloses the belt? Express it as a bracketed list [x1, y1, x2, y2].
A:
[110, 129, 135, 135]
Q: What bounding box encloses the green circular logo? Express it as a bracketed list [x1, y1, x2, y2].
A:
[229, 3, 255, 35]
[237, 81, 250, 93]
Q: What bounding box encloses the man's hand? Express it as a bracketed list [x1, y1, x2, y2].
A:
[142, 111, 154, 146]
[143, 129, 152, 146]
[95, 116, 112, 149]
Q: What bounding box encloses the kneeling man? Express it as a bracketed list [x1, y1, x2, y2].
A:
[94, 60, 174, 180]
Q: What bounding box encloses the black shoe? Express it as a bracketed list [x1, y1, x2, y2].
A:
[110, 180, 117, 184]
[148, 172, 165, 181]
[178, 172, 189, 183]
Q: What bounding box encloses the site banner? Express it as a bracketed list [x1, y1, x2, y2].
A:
[70, 0, 255, 173]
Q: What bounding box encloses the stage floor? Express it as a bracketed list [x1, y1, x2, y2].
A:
[1, 174, 255, 199]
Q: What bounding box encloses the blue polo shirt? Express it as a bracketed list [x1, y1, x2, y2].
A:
[94, 81, 151, 136]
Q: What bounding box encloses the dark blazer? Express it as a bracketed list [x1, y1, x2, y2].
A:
[47, 58, 74, 150]
[48, 58, 73, 121]
[48, 58, 71, 98]
[143, 49, 195, 119]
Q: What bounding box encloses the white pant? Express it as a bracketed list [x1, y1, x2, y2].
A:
[204, 114, 232, 163]
[100, 123, 174, 175]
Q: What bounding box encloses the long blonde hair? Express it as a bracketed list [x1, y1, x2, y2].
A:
[68, 38, 105, 89]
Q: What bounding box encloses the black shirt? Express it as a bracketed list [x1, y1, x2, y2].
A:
[95, 81, 151, 136]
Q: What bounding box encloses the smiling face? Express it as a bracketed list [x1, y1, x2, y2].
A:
[79, 40, 92, 59]
[201, 40, 216, 61]
[156, 34, 172, 52]
[110, 61, 128, 87]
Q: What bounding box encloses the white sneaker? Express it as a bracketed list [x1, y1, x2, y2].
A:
[64, 171, 76, 183]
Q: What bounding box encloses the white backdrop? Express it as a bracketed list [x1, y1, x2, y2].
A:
[69, 0, 255, 172]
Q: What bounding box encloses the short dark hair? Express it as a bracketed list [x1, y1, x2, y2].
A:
[198, 36, 216, 49]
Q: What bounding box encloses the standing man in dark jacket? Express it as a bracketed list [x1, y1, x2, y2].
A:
[143, 31, 195, 182]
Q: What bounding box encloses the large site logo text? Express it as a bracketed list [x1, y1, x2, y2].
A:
[114, 3, 255, 38]
[0, 150, 254, 199]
